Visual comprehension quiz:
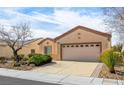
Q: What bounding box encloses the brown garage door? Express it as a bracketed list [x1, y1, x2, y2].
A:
[61, 43, 101, 61]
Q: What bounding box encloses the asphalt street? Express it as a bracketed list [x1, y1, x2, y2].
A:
[0, 75, 59, 85]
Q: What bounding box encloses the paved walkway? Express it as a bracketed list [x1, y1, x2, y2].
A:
[0, 68, 123, 85]
[31, 61, 99, 77]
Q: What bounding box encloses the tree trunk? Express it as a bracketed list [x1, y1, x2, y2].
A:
[110, 67, 115, 73]
[13, 51, 20, 63]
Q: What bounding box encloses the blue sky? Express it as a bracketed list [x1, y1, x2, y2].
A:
[0, 7, 118, 44]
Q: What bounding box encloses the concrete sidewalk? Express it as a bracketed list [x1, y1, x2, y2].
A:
[0, 68, 123, 85]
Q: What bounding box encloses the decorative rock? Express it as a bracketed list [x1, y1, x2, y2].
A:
[29, 64, 35, 67]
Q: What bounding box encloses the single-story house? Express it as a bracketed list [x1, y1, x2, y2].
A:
[38, 25, 111, 61]
[0, 25, 111, 61]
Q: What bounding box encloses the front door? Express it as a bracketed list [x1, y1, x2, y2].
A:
[44, 46, 52, 55]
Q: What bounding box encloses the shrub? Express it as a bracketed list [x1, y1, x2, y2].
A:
[11, 54, 25, 61]
[13, 62, 21, 67]
[28, 54, 52, 66]
[0, 57, 7, 64]
[0, 57, 6, 60]
[19, 54, 25, 61]
[118, 51, 124, 64]
[28, 53, 42, 58]
[100, 49, 119, 73]
[22, 57, 28, 61]
[112, 43, 123, 52]
[20, 61, 28, 65]
[41, 55, 52, 63]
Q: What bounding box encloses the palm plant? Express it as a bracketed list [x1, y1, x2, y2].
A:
[100, 49, 119, 73]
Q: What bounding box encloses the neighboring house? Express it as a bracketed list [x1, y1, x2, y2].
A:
[0, 38, 43, 58]
[0, 40, 13, 58]
[38, 26, 111, 61]
[0, 25, 111, 61]
[19, 38, 43, 56]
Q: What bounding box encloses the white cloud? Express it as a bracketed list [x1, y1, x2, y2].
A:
[53, 9, 105, 30]
[32, 12, 62, 25]
[0, 8, 116, 44]
[31, 29, 60, 38]
[0, 8, 107, 32]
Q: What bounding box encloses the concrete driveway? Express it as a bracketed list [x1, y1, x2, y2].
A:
[31, 61, 99, 77]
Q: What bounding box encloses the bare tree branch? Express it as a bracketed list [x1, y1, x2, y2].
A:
[111, 7, 124, 20]
[103, 7, 124, 44]
[0, 23, 32, 63]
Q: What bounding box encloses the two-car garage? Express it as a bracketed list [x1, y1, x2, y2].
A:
[61, 42, 101, 61]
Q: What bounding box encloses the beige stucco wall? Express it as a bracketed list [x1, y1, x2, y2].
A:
[39, 39, 58, 60]
[19, 39, 43, 57]
[0, 45, 13, 58]
[56, 28, 111, 60]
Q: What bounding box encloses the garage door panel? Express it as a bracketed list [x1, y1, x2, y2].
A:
[62, 43, 100, 61]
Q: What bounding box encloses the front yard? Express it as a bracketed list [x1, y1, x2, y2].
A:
[0, 54, 52, 71]
[0, 61, 34, 70]
[99, 64, 124, 80]
[99, 43, 124, 80]
[1, 43, 124, 80]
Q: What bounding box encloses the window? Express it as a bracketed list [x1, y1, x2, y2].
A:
[76, 45, 79, 47]
[78, 33, 81, 35]
[44, 46, 52, 55]
[31, 49, 35, 54]
[80, 45, 83, 47]
[90, 44, 94, 47]
[96, 44, 100, 47]
[78, 37, 81, 39]
[46, 42, 49, 44]
[71, 45, 74, 47]
[85, 44, 89, 47]
[67, 45, 69, 47]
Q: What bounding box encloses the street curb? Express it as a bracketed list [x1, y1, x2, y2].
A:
[0, 68, 123, 85]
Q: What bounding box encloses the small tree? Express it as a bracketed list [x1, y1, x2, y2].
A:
[0, 23, 32, 63]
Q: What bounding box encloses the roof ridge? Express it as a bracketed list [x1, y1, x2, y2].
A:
[55, 25, 111, 40]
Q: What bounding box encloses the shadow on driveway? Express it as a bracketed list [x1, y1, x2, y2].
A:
[0, 75, 60, 85]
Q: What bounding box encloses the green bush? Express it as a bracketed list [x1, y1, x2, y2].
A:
[28, 53, 42, 58]
[100, 49, 119, 73]
[112, 43, 123, 52]
[28, 54, 52, 66]
[41, 55, 52, 62]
